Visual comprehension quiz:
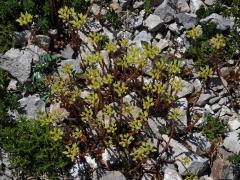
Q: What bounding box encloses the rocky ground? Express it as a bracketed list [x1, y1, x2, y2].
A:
[1, 0, 240, 179]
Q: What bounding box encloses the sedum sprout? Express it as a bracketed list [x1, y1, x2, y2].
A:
[105, 41, 119, 53]
[199, 65, 213, 79]
[185, 25, 203, 40]
[81, 108, 94, 122]
[119, 134, 134, 148]
[50, 128, 64, 141]
[168, 108, 182, 121]
[113, 81, 128, 97]
[143, 96, 154, 110]
[16, 12, 33, 26]
[63, 143, 79, 161]
[130, 142, 156, 161]
[70, 13, 87, 29]
[209, 34, 226, 50]
[72, 128, 83, 139]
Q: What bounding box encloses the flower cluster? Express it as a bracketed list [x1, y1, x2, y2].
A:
[58, 6, 87, 29]
[210, 34, 226, 50]
[16, 12, 33, 26]
[185, 25, 203, 40]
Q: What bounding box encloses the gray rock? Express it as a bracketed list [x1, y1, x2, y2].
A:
[177, 0, 190, 13]
[211, 104, 221, 112]
[219, 105, 232, 117]
[143, 14, 164, 31]
[176, 13, 198, 29]
[200, 13, 234, 31]
[208, 96, 221, 105]
[223, 130, 240, 153]
[133, 1, 144, 9]
[91, 4, 105, 16]
[148, 117, 167, 139]
[0, 148, 13, 179]
[218, 97, 229, 106]
[169, 22, 180, 34]
[154, 0, 176, 23]
[117, 31, 132, 40]
[186, 132, 211, 153]
[19, 94, 45, 118]
[171, 98, 188, 132]
[86, 20, 102, 32]
[164, 167, 182, 180]
[204, 0, 215, 5]
[196, 90, 213, 106]
[190, 0, 205, 13]
[131, 15, 144, 29]
[177, 79, 194, 98]
[103, 27, 114, 41]
[191, 78, 202, 93]
[209, 76, 228, 91]
[61, 44, 74, 59]
[92, 171, 126, 180]
[13, 30, 31, 46]
[0, 48, 32, 83]
[204, 104, 214, 114]
[36, 35, 51, 49]
[153, 38, 170, 50]
[162, 135, 209, 175]
[228, 115, 240, 131]
[119, 0, 131, 8]
[23, 45, 46, 62]
[133, 31, 153, 48]
[199, 175, 213, 180]
[7, 79, 18, 91]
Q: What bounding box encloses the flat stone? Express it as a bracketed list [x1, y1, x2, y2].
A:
[191, 78, 202, 93]
[177, 79, 194, 98]
[133, 1, 144, 9]
[204, 0, 215, 5]
[228, 115, 240, 131]
[92, 171, 126, 180]
[164, 167, 182, 180]
[162, 135, 209, 175]
[177, 0, 190, 13]
[143, 14, 164, 31]
[36, 35, 51, 49]
[176, 13, 198, 29]
[223, 130, 240, 153]
[19, 94, 45, 118]
[196, 91, 213, 106]
[133, 31, 153, 48]
[154, 38, 170, 50]
[13, 30, 31, 46]
[208, 96, 221, 105]
[61, 44, 74, 59]
[171, 98, 188, 132]
[0, 48, 32, 83]
[169, 22, 180, 34]
[209, 76, 228, 91]
[190, 0, 205, 13]
[186, 132, 211, 153]
[154, 0, 176, 23]
[211, 104, 221, 112]
[200, 13, 234, 31]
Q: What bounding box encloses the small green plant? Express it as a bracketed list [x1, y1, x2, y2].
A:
[0, 116, 72, 179]
[202, 115, 227, 141]
[104, 10, 122, 29]
[144, 0, 153, 15]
